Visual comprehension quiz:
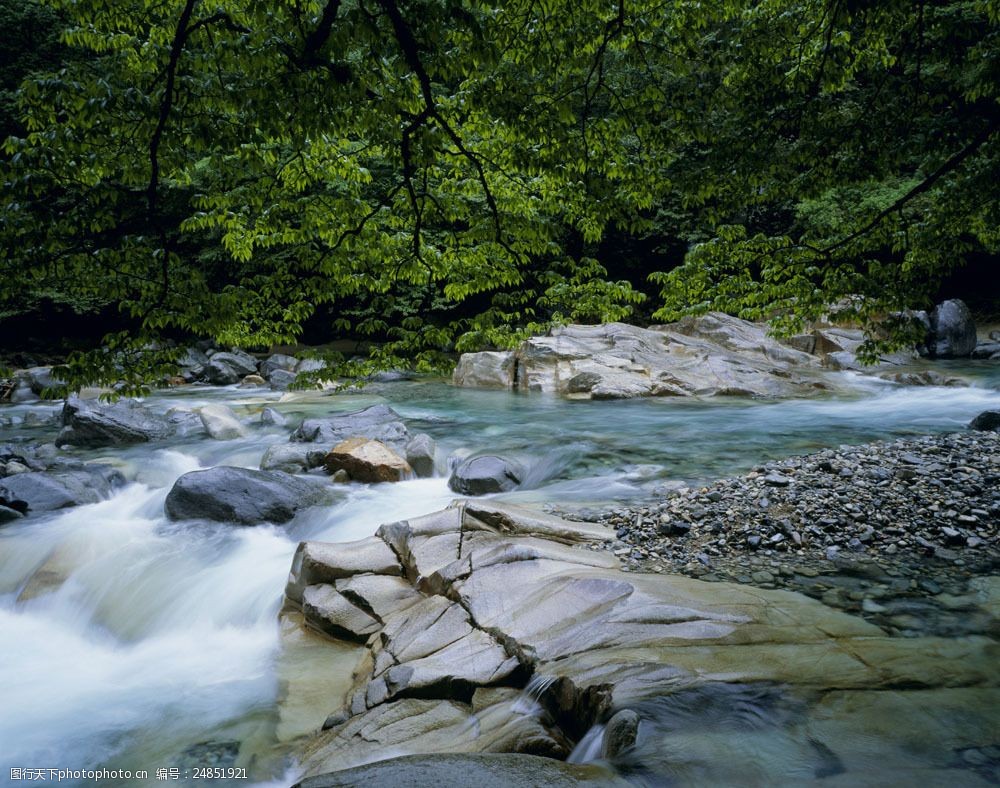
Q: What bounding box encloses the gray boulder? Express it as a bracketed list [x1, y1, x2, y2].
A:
[57, 395, 174, 447]
[0, 466, 126, 514]
[405, 433, 437, 478]
[269, 368, 299, 390]
[260, 353, 299, 379]
[176, 347, 211, 381]
[164, 466, 329, 525]
[291, 404, 409, 449]
[260, 443, 327, 473]
[20, 366, 65, 396]
[602, 709, 640, 759]
[198, 403, 248, 440]
[969, 411, 1000, 432]
[205, 350, 258, 385]
[452, 352, 515, 389]
[260, 407, 288, 427]
[928, 299, 977, 358]
[448, 455, 523, 495]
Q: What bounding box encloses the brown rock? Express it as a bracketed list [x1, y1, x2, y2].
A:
[325, 437, 412, 483]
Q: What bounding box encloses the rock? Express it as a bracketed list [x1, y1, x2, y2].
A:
[19, 366, 65, 396]
[451, 352, 516, 389]
[969, 411, 1000, 432]
[927, 299, 976, 358]
[0, 466, 125, 514]
[164, 466, 328, 525]
[198, 403, 248, 440]
[260, 407, 287, 427]
[405, 433, 437, 478]
[285, 537, 402, 603]
[57, 395, 174, 447]
[176, 347, 210, 381]
[763, 472, 791, 487]
[457, 317, 832, 400]
[205, 350, 258, 384]
[302, 584, 382, 642]
[296, 358, 330, 374]
[260, 353, 299, 379]
[294, 753, 627, 788]
[9, 380, 38, 403]
[292, 404, 410, 448]
[239, 374, 267, 387]
[0, 504, 24, 524]
[269, 368, 299, 390]
[971, 341, 1000, 359]
[602, 709, 640, 759]
[448, 455, 524, 495]
[324, 437, 412, 483]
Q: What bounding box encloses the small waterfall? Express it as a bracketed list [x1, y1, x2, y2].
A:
[567, 724, 606, 763]
[511, 674, 558, 716]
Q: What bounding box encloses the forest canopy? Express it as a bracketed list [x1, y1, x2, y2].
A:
[1, 0, 998, 387]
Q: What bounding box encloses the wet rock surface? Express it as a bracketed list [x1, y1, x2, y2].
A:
[164, 466, 330, 525]
[285, 499, 999, 783]
[558, 430, 1000, 637]
[57, 395, 174, 447]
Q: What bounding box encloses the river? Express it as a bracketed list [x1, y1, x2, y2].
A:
[2, 363, 999, 786]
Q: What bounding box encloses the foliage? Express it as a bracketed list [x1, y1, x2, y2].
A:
[0, 0, 997, 387]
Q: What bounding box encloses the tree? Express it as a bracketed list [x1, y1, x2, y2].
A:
[1, 0, 997, 390]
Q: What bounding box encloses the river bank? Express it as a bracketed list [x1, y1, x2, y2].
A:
[558, 428, 999, 638]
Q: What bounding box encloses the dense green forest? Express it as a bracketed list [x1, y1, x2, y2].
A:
[1, 0, 997, 387]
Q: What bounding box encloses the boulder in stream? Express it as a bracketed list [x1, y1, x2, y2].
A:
[969, 410, 1000, 432]
[164, 466, 329, 525]
[291, 404, 410, 449]
[927, 299, 977, 358]
[198, 403, 248, 440]
[57, 395, 174, 447]
[0, 465, 125, 514]
[324, 437, 412, 483]
[205, 350, 258, 385]
[448, 455, 523, 495]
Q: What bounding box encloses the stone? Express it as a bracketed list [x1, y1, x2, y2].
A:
[19, 366, 65, 396]
[269, 368, 299, 390]
[763, 472, 791, 487]
[292, 404, 410, 448]
[405, 433, 437, 478]
[205, 350, 259, 384]
[325, 437, 412, 483]
[260, 443, 327, 473]
[927, 299, 977, 358]
[260, 407, 287, 426]
[198, 403, 248, 440]
[0, 466, 125, 514]
[448, 455, 524, 495]
[285, 537, 402, 603]
[294, 753, 628, 788]
[971, 341, 1000, 359]
[460, 316, 835, 400]
[602, 708, 640, 759]
[969, 410, 1000, 432]
[451, 351, 516, 389]
[164, 466, 328, 525]
[176, 347, 210, 381]
[260, 353, 299, 379]
[0, 504, 25, 524]
[302, 584, 382, 642]
[240, 374, 267, 387]
[57, 395, 174, 447]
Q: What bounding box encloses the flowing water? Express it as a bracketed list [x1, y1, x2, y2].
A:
[2, 364, 999, 786]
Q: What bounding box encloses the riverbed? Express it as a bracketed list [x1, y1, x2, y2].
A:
[2, 364, 999, 785]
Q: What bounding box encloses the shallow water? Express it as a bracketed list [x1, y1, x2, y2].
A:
[1, 371, 999, 785]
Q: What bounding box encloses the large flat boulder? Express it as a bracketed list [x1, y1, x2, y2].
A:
[164, 466, 328, 525]
[289, 500, 1000, 783]
[456, 317, 832, 400]
[295, 753, 628, 788]
[0, 466, 125, 514]
[451, 352, 515, 389]
[57, 395, 174, 447]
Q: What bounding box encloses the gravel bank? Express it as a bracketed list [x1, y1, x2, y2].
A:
[561, 430, 1000, 637]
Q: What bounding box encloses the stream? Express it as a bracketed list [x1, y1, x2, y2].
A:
[2, 363, 999, 786]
